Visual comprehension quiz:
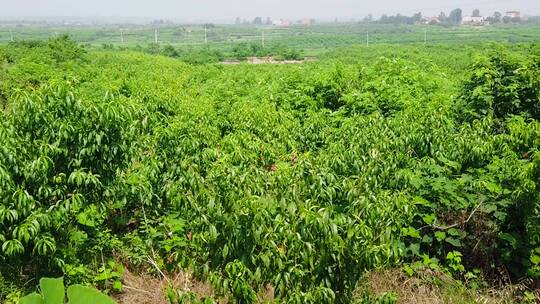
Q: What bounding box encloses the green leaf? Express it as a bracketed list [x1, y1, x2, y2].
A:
[484, 181, 501, 194]
[439, 156, 460, 171]
[434, 231, 446, 242]
[483, 203, 497, 214]
[67, 285, 116, 304]
[19, 293, 44, 304]
[223, 244, 229, 259]
[445, 237, 462, 247]
[499, 233, 518, 249]
[126, 173, 140, 185]
[421, 235, 433, 243]
[422, 214, 436, 225]
[112, 281, 122, 292]
[408, 243, 420, 256]
[40, 277, 64, 304]
[493, 211, 507, 221]
[403, 264, 414, 277]
[447, 228, 461, 237]
[413, 197, 431, 206]
[76, 213, 96, 228]
[402, 227, 421, 239]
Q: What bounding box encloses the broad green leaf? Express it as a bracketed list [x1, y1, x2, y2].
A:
[67, 285, 116, 304]
[19, 292, 44, 304]
[40, 277, 64, 304]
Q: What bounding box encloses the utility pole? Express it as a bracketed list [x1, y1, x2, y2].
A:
[262, 29, 265, 48]
[9, 29, 14, 42]
[366, 31, 369, 46]
[120, 29, 124, 44]
[424, 28, 427, 45]
[204, 25, 208, 44]
[154, 28, 158, 44]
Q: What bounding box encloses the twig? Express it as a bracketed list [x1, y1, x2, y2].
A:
[148, 257, 170, 284]
[420, 202, 484, 231]
[123, 285, 154, 295]
[472, 237, 483, 253]
[141, 204, 171, 284]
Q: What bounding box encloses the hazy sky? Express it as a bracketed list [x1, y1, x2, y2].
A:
[2, 0, 539, 21]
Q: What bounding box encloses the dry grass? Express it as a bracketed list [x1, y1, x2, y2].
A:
[114, 268, 220, 304]
[112, 265, 538, 303]
[256, 284, 275, 303]
[477, 278, 540, 304]
[356, 269, 458, 304]
[355, 269, 539, 304]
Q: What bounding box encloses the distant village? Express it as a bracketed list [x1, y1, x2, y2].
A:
[235, 9, 533, 27]
[234, 17, 315, 27]
[0, 9, 537, 27]
[426, 10, 523, 26]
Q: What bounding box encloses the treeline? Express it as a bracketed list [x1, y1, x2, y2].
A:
[367, 8, 536, 26]
[376, 12, 424, 25]
[100, 42, 304, 64]
[366, 9, 464, 25]
[372, 8, 463, 25]
[230, 42, 303, 61]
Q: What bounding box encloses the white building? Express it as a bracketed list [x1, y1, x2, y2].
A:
[505, 11, 521, 18]
[272, 19, 291, 27]
[461, 16, 487, 25]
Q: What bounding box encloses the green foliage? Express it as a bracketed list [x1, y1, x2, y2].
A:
[46, 35, 86, 63]
[459, 48, 540, 122]
[0, 83, 143, 283]
[0, 40, 539, 303]
[138, 44, 224, 64]
[166, 289, 215, 304]
[448, 9, 463, 25]
[177, 47, 224, 65]
[19, 277, 115, 304]
[231, 42, 303, 61]
[66, 285, 116, 304]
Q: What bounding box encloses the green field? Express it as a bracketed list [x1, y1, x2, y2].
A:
[2, 23, 540, 53]
[0, 27, 539, 303]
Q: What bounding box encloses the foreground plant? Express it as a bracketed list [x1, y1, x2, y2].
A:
[19, 277, 115, 304]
